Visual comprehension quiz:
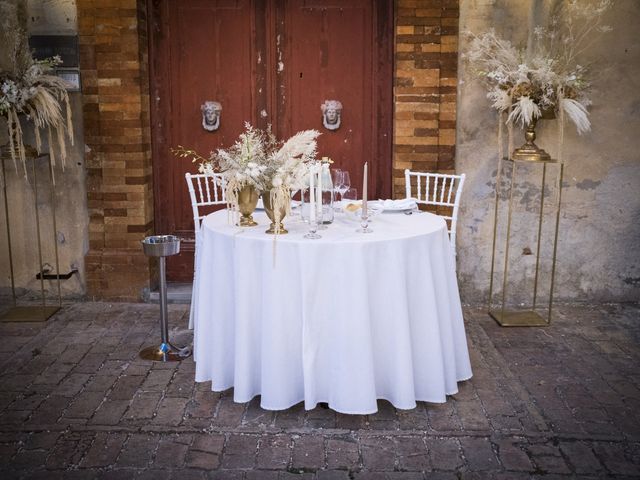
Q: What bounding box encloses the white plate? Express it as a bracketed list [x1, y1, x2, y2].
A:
[381, 206, 415, 213]
[373, 200, 417, 213]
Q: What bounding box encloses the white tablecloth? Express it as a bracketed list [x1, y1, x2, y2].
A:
[193, 209, 472, 414]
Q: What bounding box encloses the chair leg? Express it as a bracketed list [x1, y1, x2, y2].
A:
[188, 244, 199, 330]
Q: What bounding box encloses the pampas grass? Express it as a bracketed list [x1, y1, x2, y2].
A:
[465, 1, 612, 166]
[464, 0, 612, 135]
[175, 123, 321, 233]
[508, 96, 542, 128]
[561, 98, 591, 135]
[1, 2, 74, 180]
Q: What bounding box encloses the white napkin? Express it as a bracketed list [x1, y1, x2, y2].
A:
[378, 198, 418, 210]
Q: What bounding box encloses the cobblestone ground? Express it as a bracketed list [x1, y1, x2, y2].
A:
[0, 302, 638, 479]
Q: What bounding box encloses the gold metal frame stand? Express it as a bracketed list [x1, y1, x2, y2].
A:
[0, 149, 62, 322]
[488, 154, 564, 327]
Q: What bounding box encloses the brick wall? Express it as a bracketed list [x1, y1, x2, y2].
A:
[78, 0, 154, 300]
[393, 0, 459, 198]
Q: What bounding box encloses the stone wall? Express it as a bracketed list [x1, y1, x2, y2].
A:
[0, 0, 88, 301]
[456, 0, 640, 304]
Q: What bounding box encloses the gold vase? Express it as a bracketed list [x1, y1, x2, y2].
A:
[262, 191, 288, 234]
[237, 185, 259, 226]
[512, 116, 551, 162]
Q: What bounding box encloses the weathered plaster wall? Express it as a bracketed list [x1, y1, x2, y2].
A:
[457, 0, 640, 304]
[0, 0, 88, 300]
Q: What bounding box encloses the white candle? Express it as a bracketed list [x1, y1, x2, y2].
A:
[316, 162, 323, 220]
[362, 162, 368, 218]
[309, 165, 316, 224]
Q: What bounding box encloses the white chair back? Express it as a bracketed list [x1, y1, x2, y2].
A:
[185, 172, 226, 330]
[404, 169, 466, 255]
[185, 172, 227, 234]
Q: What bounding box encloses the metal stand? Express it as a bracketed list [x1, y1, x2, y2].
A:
[488, 155, 564, 327]
[139, 235, 191, 361]
[1, 147, 61, 322]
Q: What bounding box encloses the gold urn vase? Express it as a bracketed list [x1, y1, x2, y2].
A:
[237, 185, 260, 226]
[512, 113, 553, 162]
[262, 191, 288, 234]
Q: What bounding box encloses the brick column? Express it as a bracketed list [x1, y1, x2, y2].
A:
[78, 0, 154, 300]
[393, 0, 459, 197]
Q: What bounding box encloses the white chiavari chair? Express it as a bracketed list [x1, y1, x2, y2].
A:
[404, 169, 466, 258]
[185, 172, 226, 328]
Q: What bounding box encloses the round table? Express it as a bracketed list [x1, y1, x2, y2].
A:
[192, 208, 472, 414]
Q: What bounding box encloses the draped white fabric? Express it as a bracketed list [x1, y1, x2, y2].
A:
[193, 209, 472, 414]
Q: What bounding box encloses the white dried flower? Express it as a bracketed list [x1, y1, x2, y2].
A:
[562, 98, 591, 134]
[464, 0, 612, 134]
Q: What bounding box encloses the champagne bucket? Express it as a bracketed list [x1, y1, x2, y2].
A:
[141, 235, 180, 257]
[139, 235, 190, 361]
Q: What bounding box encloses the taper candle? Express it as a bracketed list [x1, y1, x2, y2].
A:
[309, 165, 316, 225]
[362, 162, 368, 218]
[316, 162, 323, 220]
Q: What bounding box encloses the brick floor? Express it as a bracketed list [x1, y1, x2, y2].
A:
[0, 302, 638, 479]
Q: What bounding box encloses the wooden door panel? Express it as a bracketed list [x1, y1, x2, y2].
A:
[170, 0, 255, 238]
[276, 0, 392, 200]
[150, 0, 257, 280]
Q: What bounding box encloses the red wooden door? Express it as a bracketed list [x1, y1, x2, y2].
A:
[275, 0, 393, 200]
[149, 0, 265, 280]
[149, 0, 393, 281]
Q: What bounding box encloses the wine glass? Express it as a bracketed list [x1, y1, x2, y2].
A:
[341, 171, 351, 201]
[342, 188, 357, 203]
[332, 169, 344, 204]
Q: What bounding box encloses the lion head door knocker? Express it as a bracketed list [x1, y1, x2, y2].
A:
[201, 101, 222, 131]
[321, 99, 342, 131]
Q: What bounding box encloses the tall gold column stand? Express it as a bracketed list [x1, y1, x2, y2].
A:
[488, 123, 564, 326]
[0, 146, 62, 322]
[139, 235, 192, 361]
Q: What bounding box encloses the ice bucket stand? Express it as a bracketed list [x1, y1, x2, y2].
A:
[139, 235, 191, 361]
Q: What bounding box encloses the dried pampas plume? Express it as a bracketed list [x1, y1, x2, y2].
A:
[0, 0, 74, 181]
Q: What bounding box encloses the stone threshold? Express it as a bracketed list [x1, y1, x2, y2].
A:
[145, 282, 193, 304]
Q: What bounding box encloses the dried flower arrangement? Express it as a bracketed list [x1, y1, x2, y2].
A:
[0, 1, 73, 178]
[174, 123, 320, 230]
[465, 0, 612, 160]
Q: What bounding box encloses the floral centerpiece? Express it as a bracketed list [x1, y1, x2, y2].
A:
[0, 1, 73, 178]
[464, 0, 612, 161]
[175, 123, 320, 233]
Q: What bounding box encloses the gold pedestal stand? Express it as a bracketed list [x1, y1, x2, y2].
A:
[0, 146, 62, 322]
[488, 131, 563, 327]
